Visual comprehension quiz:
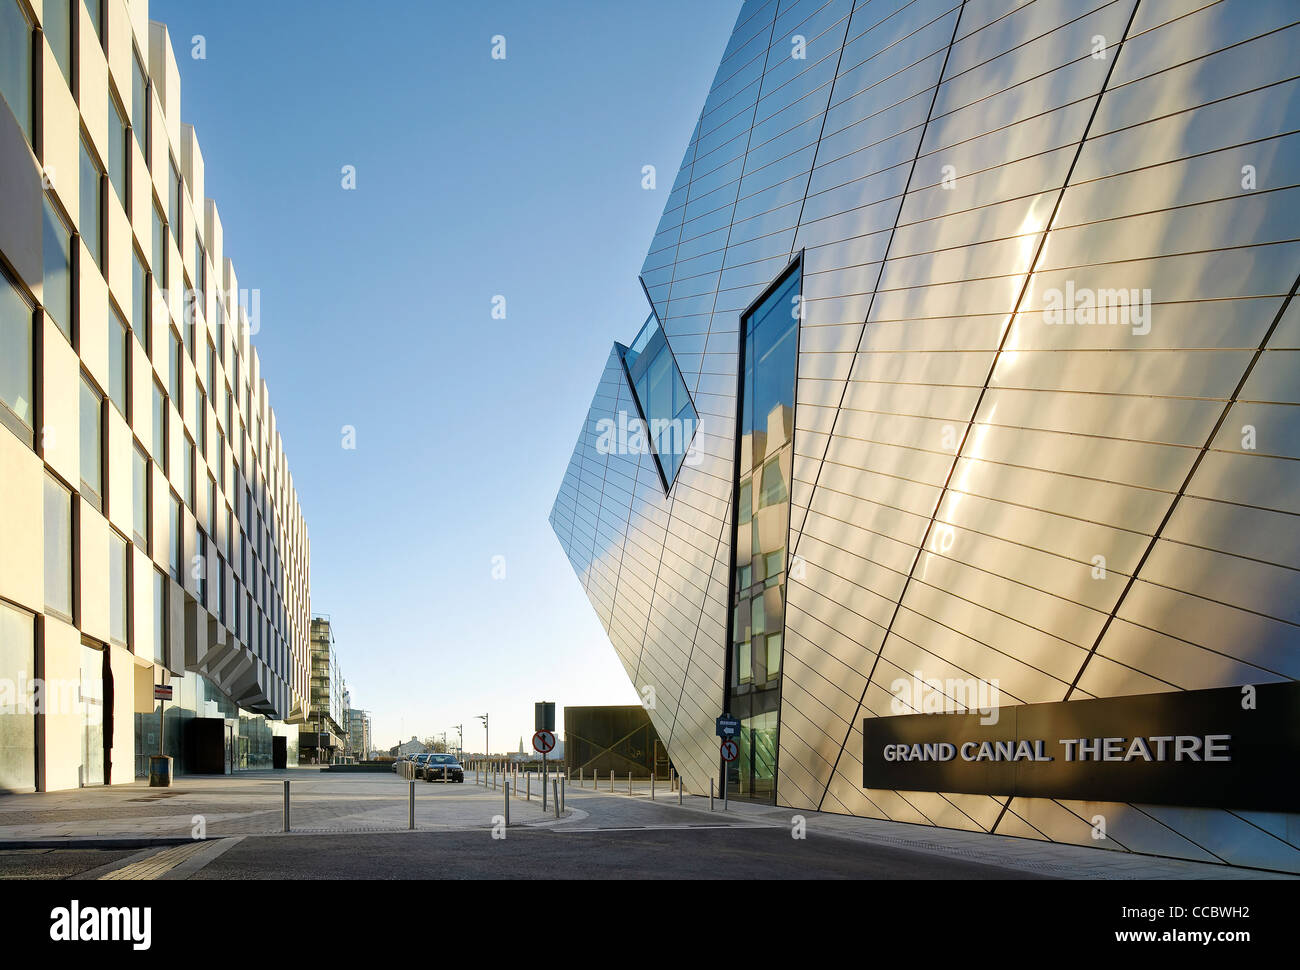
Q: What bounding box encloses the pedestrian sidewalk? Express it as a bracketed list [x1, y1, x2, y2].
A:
[0, 771, 560, 844]
[566, 777, 1296, 880]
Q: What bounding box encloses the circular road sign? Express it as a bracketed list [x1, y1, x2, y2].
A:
[533, 729, 556, 754]
[720, 739, 739, 762]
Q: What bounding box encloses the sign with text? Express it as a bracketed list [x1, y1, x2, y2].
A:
[154, 684, 173, 701]
[862, 682, 1300, 812]
[716, 715, 740, 738]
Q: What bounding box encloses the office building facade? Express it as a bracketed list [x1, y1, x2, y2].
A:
[551, 0, 1300, 871]
[0, 0, 311, 788]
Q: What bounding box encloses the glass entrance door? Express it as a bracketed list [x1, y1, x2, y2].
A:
[79, 644, 105, 787]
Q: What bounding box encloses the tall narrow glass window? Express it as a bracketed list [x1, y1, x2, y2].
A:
[725, 259, 801, 803]
[151, 379, 166, 468]
[44, 474, 73, 619]
[83, 0, 103, 45]
[45, 0, 72, 88]
[132, 248, 148, 348]
[79, 376, 103, 508]
[169, 328, 180, 404]
[0, 0, 33, 143]
[109, 530, 128, 647]
[169, 492, 182, 582]
[80, 139, 104, 271]
[131, 51, 148, 158]
[108, 93, 128, 204]
[132, 445, 149, 550]
[152, 202, 167, 288]
[152, 569, 166, 663]
[615, 311, 699, 491]
[0, 267, 34, 443]
[0, 601, 36, 791]
[43, 198, 72, 341]
[168, 159, 182, 243]
[108, 306, 128, 416]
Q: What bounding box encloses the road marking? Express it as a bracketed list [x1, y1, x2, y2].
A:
[98, 838, 241, 881]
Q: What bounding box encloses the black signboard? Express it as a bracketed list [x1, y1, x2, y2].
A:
[862, 682, 1300, 812]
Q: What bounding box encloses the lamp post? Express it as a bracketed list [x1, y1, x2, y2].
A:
[476, 713, 489, 760]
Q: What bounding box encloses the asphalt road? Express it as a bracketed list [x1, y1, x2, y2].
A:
[186, 828, 1043, 879]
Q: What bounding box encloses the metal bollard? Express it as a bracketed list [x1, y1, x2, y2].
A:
[651, 772, 655, 800]
[679, 777, 683, 805]
[710, 778, 714, 812]
[409, 780, 415, 830]
[609, 769, 614, 793]
[504, 781, 510, 827]
[527, 771, 531, 801]
[629, 771, 633, 795]
[560, 776, 565, 814]
[579, 767, 583, 789]
[283, 779, 290, 832]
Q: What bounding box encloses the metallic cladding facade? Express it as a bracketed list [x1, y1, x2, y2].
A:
[550, 0, 1300, 872]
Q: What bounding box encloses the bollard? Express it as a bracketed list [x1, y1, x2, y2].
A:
[710, 778, 714, 812]
[553, 780, 560, 818]
[504, 781, 510, 827]
[651, 771, 655, 800]
[409, 780, 415, 830]
[579, 767, 583, 789]
[679, 776, 683, 805]
[527, 771, 531, 802]
[561, 776, 565, 814]
[283, 779, 290, 832]
[609, 769, 614, 793]
[628, 771, 632, 795]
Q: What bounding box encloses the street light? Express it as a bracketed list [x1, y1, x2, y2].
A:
[476, 713, 488, 759]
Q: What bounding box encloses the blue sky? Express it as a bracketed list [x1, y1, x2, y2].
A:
[147, 0, 743, 753]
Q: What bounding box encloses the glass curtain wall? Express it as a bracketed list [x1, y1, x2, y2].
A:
[726, 260, 801, 802]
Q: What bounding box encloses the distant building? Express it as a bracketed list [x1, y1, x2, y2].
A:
[295, 617, 346, 764]
[346, 708, 371, 763]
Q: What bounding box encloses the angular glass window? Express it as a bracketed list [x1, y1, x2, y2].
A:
[43, 197, 72, 341]
[615, 310, 699, 491]
[725, 256, 801, 803]
[168, 159, 182, 243]
[0, 0, 33, 143]
[0, 266, 34, 443]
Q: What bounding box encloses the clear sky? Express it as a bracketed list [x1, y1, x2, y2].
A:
[147, 0, 743, 754]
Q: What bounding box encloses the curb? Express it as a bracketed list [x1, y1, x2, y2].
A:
[0, 836, 199, 850]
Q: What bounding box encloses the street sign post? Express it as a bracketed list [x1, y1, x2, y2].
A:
[720, 739, 739, 762]
[532, 729, 556, 755]
[715, 714, 740, 738]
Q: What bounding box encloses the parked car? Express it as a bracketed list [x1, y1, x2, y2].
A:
[423, 754, 465, 783]
[410, 753, 435, 779]
[391, 754, 412, 774]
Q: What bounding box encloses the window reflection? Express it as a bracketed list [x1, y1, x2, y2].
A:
[727, 258, 800, 802]
[616, 310, 700, 490]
